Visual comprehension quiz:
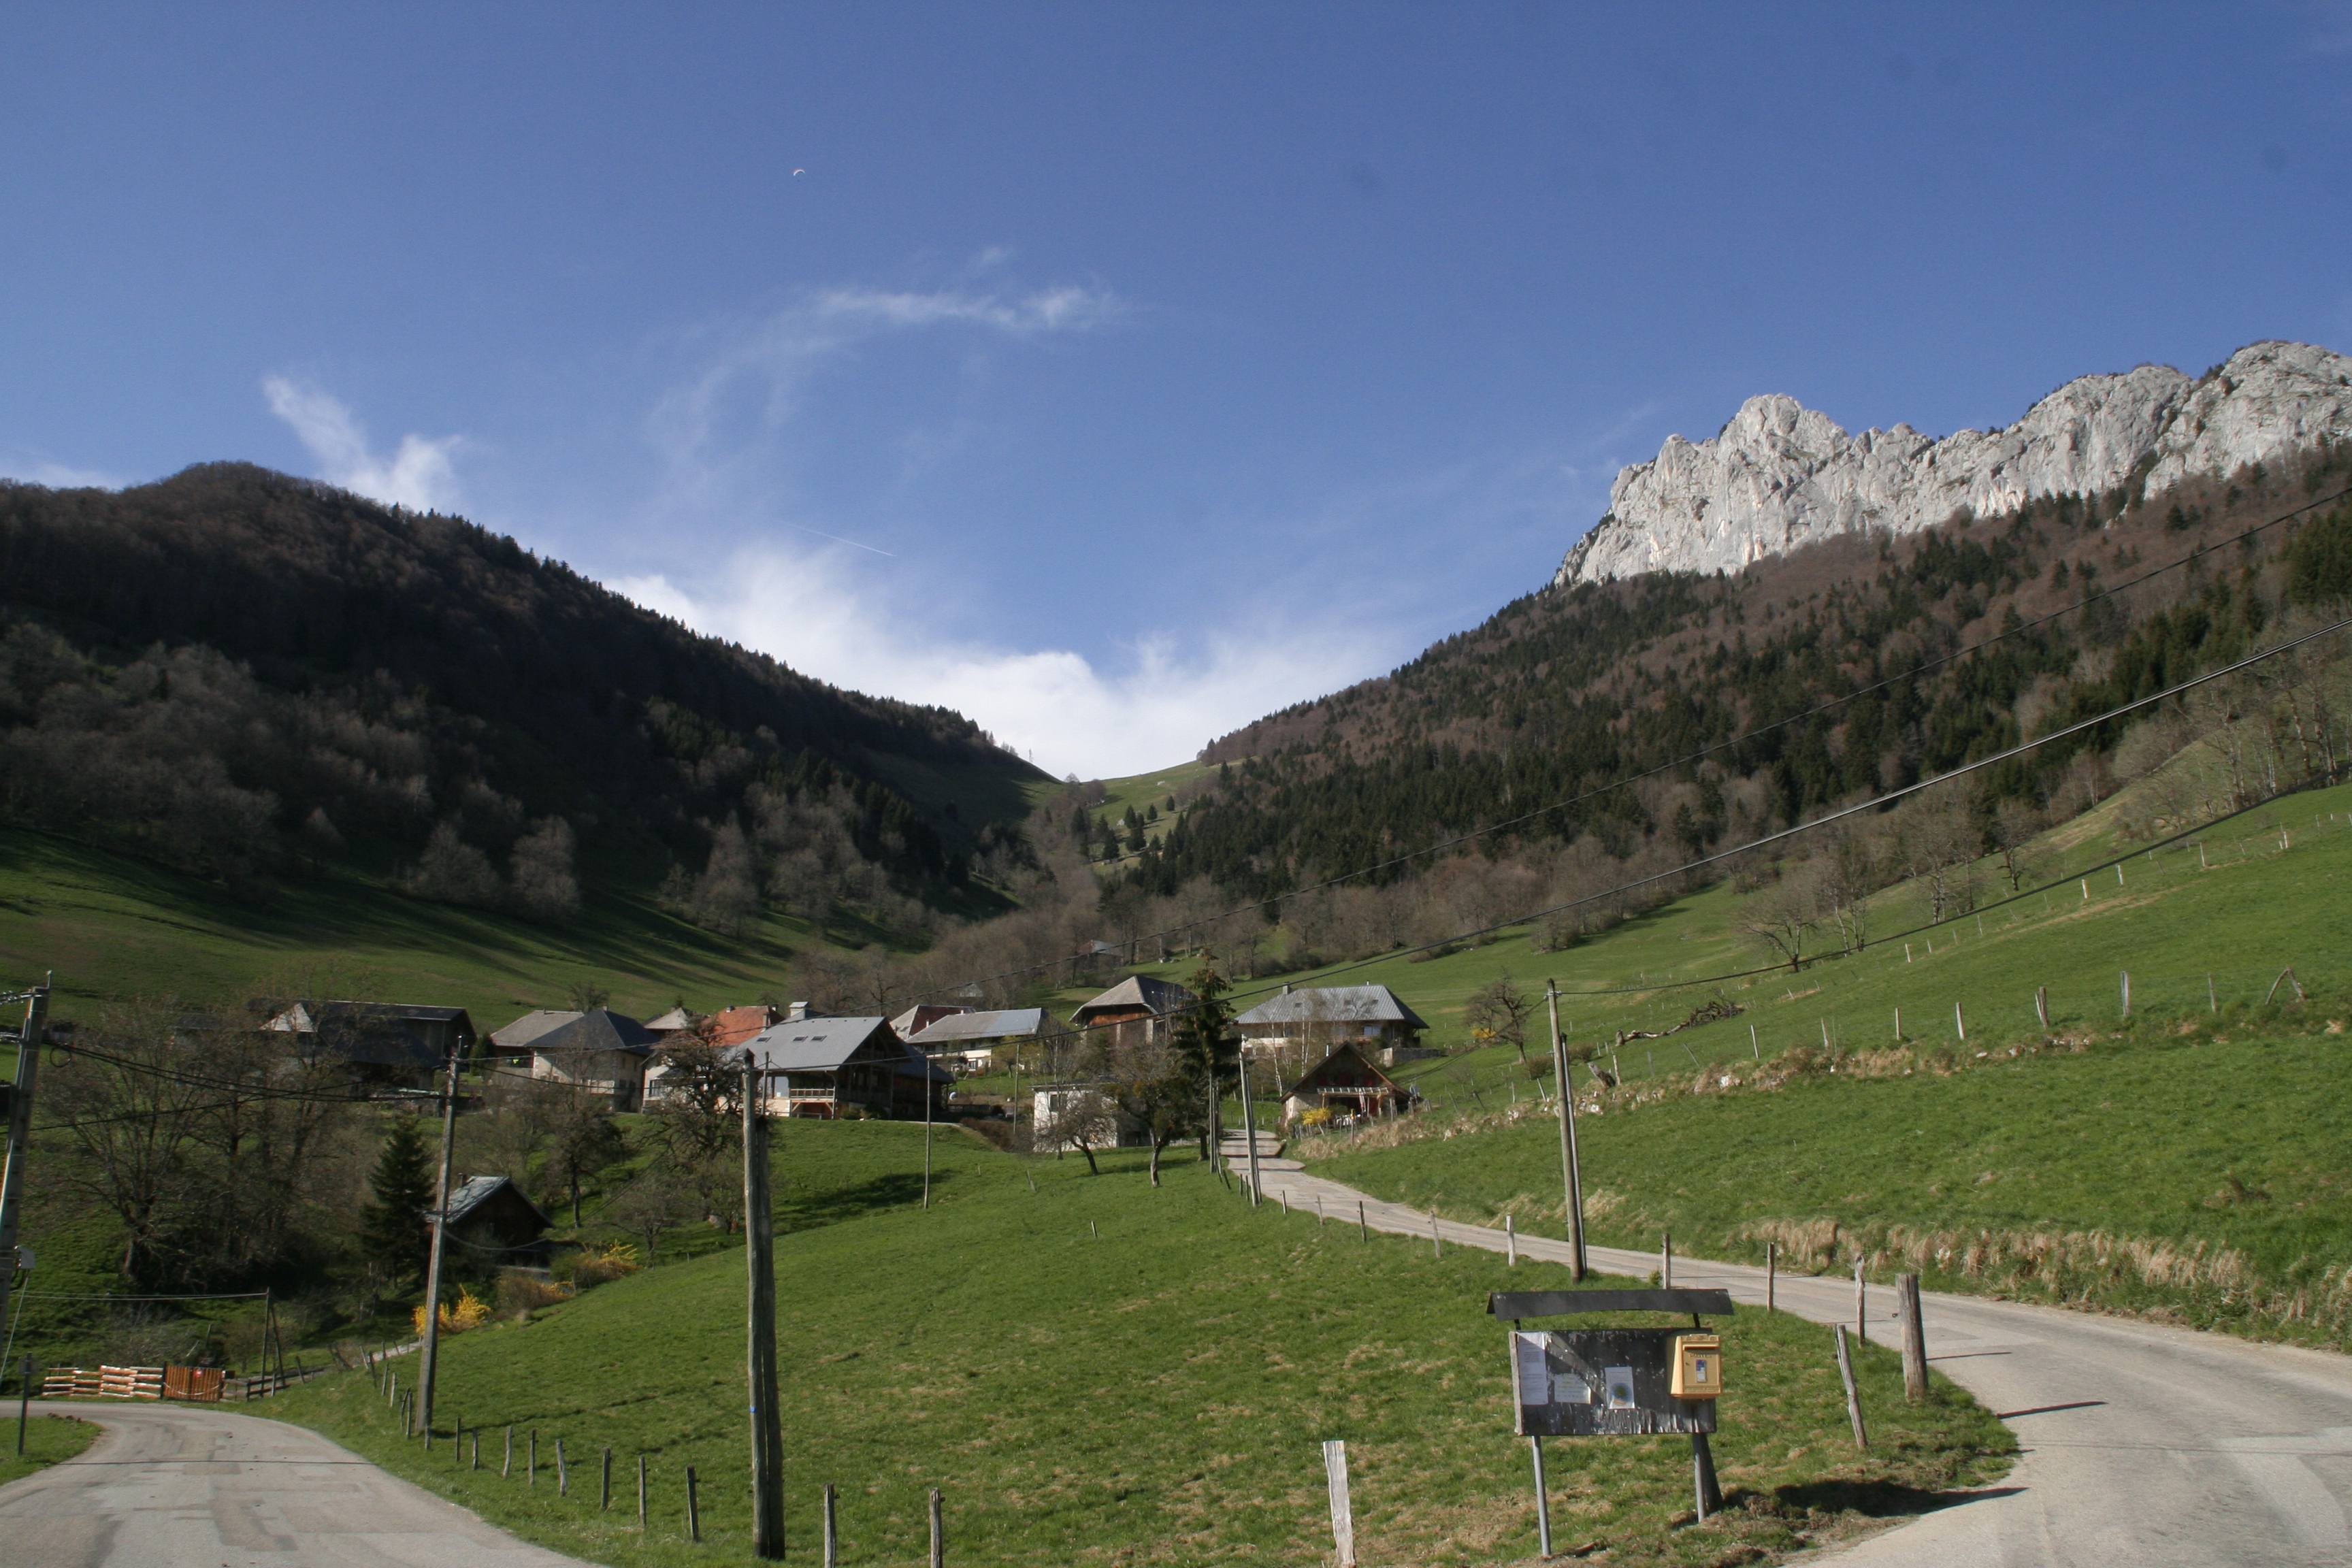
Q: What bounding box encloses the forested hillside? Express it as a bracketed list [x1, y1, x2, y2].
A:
[1085, 446, 2352, 973]
[0, 464, 1047, 930]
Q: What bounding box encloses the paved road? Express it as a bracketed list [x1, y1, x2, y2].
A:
[0, 1399, 590, 1567]
[1226, 1132, 2352, 1567]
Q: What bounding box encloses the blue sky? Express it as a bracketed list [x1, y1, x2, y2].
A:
[5, 3, 2352, 777]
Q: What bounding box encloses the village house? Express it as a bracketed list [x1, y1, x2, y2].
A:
[904, 1007, 1048, 1073]
[888, 1003, 971, 1040]
[1071, 976, 1196, 1051]
[1030, 1084, 1147, 1151]
[1278, 1043, 1413, 1127]
[642, 1006, 704, 1038]
[710, 1004, 785, 1047]
[265, 1000, 477, 1089]
[436, 1174, 551, 1262]
[1232, 984, 1431, 1068]
[741, 1015, 953, 1120]
[524, 1008, 657, 1109]
[489, 1009, 578, 1062]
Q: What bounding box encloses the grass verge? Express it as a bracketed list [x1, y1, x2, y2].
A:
[0, 1412, 101, 1488]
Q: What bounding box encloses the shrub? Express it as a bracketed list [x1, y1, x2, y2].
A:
[495, 1272, 572, 1320]
[411, 1285, 492, 1337]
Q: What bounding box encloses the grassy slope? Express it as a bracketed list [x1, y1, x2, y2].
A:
[0, 1414, 101, 1488]
[0, 826, 837, 1027]
[270, 1123, 2010, 1568]
[1287, 776, 2352, 1347]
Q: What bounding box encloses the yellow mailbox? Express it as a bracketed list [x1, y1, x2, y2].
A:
[1670, 1333, 1722, 1400]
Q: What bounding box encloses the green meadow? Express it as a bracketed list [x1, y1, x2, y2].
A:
[269, 1122, 2010, 1568]
[1275, 777, 2352, 1348]
[0, 826, 835, 1026]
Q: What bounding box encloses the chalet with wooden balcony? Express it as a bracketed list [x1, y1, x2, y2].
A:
[1278, 1042, 1411, 1126]
[742, 1015, 953, 1120]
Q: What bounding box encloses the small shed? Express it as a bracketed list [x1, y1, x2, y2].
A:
[1279, 1043, 1410, 1126]
[439, 1175, 551, 1262]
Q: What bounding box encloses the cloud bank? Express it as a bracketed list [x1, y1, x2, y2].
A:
[263, 376, 463, 511]
[614, 542, 1386, 779]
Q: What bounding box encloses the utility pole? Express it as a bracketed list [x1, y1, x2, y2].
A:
[0, 981, 52, 1354]
[1238, 1053, 1262, 1205]
[742, 1062, 784, 1559]
[416, 1043, 461, 1430]
[1547, 981, 1586, 1281]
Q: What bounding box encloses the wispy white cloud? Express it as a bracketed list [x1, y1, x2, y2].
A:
[262, 376, 463, 511]
[612, 540, 1387, 779]
[646, 281, 1124, 485]
[609, 269, 1401, 774]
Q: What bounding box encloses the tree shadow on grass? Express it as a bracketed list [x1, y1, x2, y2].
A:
[778, 1172, 939, 1232]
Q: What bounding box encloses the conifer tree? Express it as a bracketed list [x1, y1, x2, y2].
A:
[358, 1115, 436, 1284]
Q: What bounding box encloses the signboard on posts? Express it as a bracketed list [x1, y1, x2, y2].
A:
[1510, 1328, 1716, 1436]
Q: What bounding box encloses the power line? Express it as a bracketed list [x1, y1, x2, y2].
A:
[1546, 776, 2337, 1003]
[1062, 609, 2352, 1035]
[913, 483, 2352, 1004]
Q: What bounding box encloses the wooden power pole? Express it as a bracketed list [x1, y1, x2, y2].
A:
[0, 981, 50, 1351]
[416, 1044, 461, 1430]
[742, 1063, 785, 1559]
[1547, 981, 1586, 1281]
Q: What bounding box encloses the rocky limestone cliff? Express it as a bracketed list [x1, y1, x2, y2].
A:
[1556, 340, 2352, 586]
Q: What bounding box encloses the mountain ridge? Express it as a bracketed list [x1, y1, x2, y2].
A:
[1558, 339, 2352, 585]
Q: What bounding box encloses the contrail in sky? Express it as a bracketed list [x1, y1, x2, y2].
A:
[790, 523, 894, 557]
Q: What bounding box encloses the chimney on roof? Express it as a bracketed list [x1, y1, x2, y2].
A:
[787, 1000, 811, 1022]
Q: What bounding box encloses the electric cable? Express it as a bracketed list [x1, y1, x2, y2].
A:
[907, 483, 2352, 1004]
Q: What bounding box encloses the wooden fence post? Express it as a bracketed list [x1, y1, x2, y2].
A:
[928, 1486, 945, 1568]
[2035, 987, 2048, 1028]
[1358, 1201, 1368, 1241]
[1505, 1213, 1516, 1267]
[1955, 1003, 1965, 1042]
[504, 1424, 512, 1477]
[1430, 1215, 1442, 1258]
[638, 1455, 647, 1527]
[1661, 1229, 1671, 1289]
[557, 1438, 568, 1496]
[601, 1445, 612, 1509]
[1766, 1243, 1776, 1312]
[1323, 1439, 1357, 1567]
[529, 1429, 538, 1486]
[1898, 1274, 1929, 1404]
[2208, 975, 2217, 1013]
[2121, 972, 2131, 1017]
[823, 1482, 839, 1567]
[1833, 1325, 1869, 1450]
[1854, 1258, 1866, 1342]
[686, 1465, 700, 1543]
